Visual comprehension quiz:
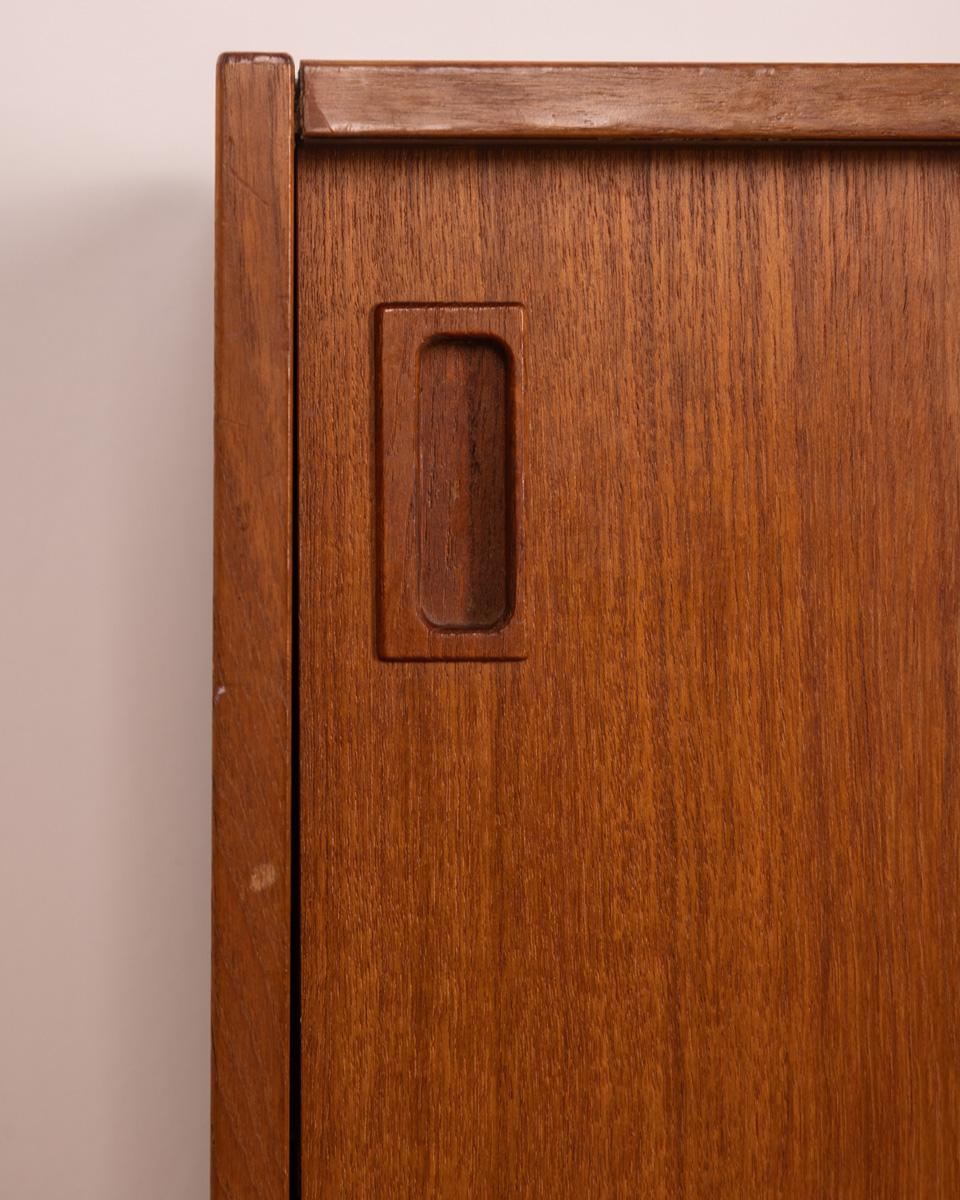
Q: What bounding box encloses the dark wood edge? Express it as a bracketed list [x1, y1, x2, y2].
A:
[299, 62, 960, 141]
[213, 51, 295, 1200]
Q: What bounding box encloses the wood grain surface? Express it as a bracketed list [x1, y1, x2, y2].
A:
[377, 303, 526, 660]
[300, 63, 960, 142]
[297, 141, 960, 1197]
[212, 51, 294, 1200]
[418, 338, 510, 629]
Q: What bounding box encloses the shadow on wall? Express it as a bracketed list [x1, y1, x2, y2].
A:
[0, 182, 212, 1200]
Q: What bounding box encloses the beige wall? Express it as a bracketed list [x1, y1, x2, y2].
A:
[2, 2, 959, 1196]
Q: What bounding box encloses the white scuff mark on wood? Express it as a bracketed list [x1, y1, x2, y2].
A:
[214, 685, 227, 706]
[250, 863, 277, 893]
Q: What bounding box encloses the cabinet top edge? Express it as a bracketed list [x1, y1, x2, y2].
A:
[296, 62, 960, 142]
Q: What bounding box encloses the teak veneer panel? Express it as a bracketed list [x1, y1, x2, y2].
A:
[212, 52, 294, 1200]
[300, 62, 960, 141]
[297, 141, 960, 1199]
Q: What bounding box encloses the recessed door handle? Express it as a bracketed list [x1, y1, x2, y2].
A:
[376, 302, 527, 661]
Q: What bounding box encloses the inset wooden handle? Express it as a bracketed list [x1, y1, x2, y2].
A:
[376, 303, 526, 660]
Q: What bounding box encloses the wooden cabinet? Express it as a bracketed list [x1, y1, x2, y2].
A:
[213, 56, 960, 1198]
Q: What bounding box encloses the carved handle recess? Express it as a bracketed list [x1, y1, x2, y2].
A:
[376, 303, 526, 661]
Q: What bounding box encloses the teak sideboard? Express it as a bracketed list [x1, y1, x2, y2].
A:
[213, 55, 960, 1199]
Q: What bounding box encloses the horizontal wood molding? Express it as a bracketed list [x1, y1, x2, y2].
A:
[300, 63, 960, 142]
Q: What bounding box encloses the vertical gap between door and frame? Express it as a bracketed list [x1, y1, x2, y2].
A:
[290, 111, 303, 1200]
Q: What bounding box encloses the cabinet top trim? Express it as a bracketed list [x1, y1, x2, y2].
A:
[298, 62, 960, 142]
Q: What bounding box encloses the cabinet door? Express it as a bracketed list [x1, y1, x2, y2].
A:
[297, 142, 960, 1198]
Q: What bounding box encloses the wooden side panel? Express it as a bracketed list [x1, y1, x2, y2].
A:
[297, 143, 960, 1199]
[212, 52, 294, 1200]
[300, 63, 960, 141]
